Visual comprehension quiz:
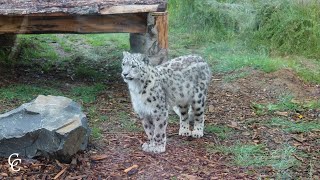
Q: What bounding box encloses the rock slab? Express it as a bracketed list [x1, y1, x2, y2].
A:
[0, 95, 90, 162]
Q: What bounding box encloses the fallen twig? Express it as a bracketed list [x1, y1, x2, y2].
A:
[53, 167, 67, 180]
[124, 164, 138, 173]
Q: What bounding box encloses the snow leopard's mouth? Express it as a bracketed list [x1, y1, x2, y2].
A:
[124, 77, 134, 81]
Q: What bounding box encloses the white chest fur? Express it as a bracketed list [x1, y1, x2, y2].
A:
[127, 81, 153, 118]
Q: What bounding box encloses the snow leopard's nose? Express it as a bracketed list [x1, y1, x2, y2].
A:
[122, 73, 129, 77]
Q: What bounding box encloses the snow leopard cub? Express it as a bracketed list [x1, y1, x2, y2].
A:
[121, 52, 211, 153]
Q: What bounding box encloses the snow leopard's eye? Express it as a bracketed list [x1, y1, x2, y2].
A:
[132, 65, 137, 68]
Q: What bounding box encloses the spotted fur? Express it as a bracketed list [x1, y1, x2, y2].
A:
[122, 52, 211, 153]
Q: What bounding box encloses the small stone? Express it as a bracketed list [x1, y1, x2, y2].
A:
[127, 168, 138, 176]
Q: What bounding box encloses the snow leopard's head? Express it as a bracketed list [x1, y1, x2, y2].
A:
[121, 51, 149, 82]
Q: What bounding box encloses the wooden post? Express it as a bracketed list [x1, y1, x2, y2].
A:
[153, 12, 168, 52]
[130, 12, 168, 65]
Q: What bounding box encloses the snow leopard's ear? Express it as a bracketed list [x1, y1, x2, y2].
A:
[122, 51, 130, 57]
[141, 54, 150, 65]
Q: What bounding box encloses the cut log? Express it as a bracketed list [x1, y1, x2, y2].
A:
[100, 5, 165, 15]
[0, 14, 148, 34]
[0, 0, 167, 15]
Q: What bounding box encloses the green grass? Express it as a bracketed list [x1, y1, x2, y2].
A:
[91, 125, 102, 139]
[205, 124, 233, 140]
[117, 111, 142, 132]
[223, 71, 251, 82]
[266, 117, 320, 133]
[208, 143, 299, 178]
[169, 0, 320, 84]
[18, 35, 59, 61]
[252, 94, 320, 115]
[0, 84, 63, 102]
[70, 83, 105, 104]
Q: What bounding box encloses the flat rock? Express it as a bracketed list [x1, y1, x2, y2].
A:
[0, 95, 90, 162]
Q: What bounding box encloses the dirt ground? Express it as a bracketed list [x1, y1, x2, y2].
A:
[0, 66, 319, 179]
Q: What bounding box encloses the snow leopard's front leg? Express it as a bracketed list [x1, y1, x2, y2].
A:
[142, 116, 154, 140]
[142, 112, 168, 153]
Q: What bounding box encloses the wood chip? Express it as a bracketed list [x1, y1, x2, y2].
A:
[274, 111, 288, 116]
[90, 154, 108, 161]
[178, 174, 202, 180]
[242, 132, 250, 136]
[208, 105, 215, 112]
[67, 175, 87, 179]
[124, 164, 138, 173]
[0, 173, 8, 177]
[53, 167, 67, 180]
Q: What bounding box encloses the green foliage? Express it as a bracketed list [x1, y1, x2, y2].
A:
[253, 0, 320, 59]
[169, 0, 320, 70]
[205, 124, 233, 140]
[267, 118, 320, 133]
[169, 0, 255, 43]
[70, 83, 105, 103]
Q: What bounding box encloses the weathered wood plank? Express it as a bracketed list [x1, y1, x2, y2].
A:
[0, 14, 148, 34]
[0, 0, 167, 15]
[100, 5, 162, 15]
[154, 12, 168, 49]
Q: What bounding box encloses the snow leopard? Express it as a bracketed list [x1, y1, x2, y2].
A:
[121, 52, 211, 153]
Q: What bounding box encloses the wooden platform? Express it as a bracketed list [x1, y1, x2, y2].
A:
[0, 0, 166, 34]
[0, 0, 168, 64]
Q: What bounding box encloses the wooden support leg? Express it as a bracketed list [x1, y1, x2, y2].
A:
[0, 34, 18, 66]
[0, 34, 16, 47]
[130, 12, 168, 65]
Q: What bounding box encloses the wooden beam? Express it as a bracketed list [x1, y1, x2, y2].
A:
[100, 4, 166, 15]
[0, 14, 147, 34]
[154, 12, 168, 49]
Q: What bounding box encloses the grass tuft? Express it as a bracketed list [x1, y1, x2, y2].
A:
[0, 84, 62, 102]
[267, 117, 320, 133]
[117, 111, 142, 132]
[208, 143, 299, 177]
[71, 83, 105, 104]
[205, 124, 233, 140]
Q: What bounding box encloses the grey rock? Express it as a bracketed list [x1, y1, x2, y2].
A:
[0, 95, 90, 162]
